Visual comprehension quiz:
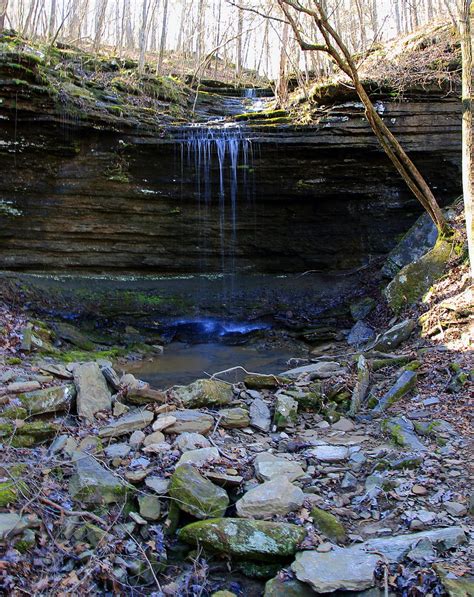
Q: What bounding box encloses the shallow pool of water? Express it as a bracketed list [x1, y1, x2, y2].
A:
[123, 341, 298, 389]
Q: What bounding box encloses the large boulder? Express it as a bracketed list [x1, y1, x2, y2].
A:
[384, 239, 453, 312]
[74, 362, 112, 421]
[173, 379, 233, 408]
[99, 408, 154, 438]
[235, 477, 304, 519]
[69, 453, 133, 505]
[291, 527, 466, 593]
[382, 212, 438, 279]
[169, 463, 229, 519]
[179, 518, 306, 561]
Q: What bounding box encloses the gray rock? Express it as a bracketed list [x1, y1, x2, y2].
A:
[129, 430, 146, 448]
[219, 408, 250, 429]
[69, 453, 132, 504]
[443, 501, 467, 517]
[74, 362, 112, 421]
[99, 409, 154, 438]
[7, 381, 41, 393]
[382, 212, 438, 278]
[306, 445, 349, 462]
[173, 379, 233, 408]
[176, 447, 220, 468]
[144, 477, 169, 495]
[347, 321, 376, 346]
[350, 297, 376, 321]
[138, 494, 161, 521]
[38, 362, 74, 380]
[341, 471, 358, 490]
[374, 371, 417, 411]
[350, 354, 371, 416]
[104, 443, 131, 459]
[264, 577, 315, 597]
[17, 384, 76, 416]
[179, 518, 307, 560]
[274, 394, 298, 429]
[332, 417, 356, 432]
[369, 319, 416, 352]
[249, 398, 271, 432]
[169, 463, 229, 519]
[282, 361, 345, 380]
[292, 527, 466, 592]
[163, 410, 214, 435]
[0, 513, 30, 540]
[385, 416, 427, 452]
[143, 431, 165, 446]
[236, 476, 304, 519]
[174, 432, 211, 451]
[254, 452, 305, 482]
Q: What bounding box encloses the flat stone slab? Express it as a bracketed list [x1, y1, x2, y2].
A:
[163, 410, 214, 435]
[99, 409, 154, 438]
[281, 362, 345, 380]
[292, 527, 466, 593]
[306, 445, 349, 462]
[74, 362, 112, 421]
[176, 447, 220, 468]
[254, 452, 305, 482]
[0, 513, 30, 540]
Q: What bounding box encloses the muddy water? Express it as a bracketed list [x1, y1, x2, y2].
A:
[123, 341, 300, 389]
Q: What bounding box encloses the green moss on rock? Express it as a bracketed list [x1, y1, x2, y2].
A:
[178, 518, 306, 561]
[384, 239, 454, 312]
[311, 507, 347, 543]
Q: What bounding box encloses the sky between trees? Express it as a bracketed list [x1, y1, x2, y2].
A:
[5, 0, 458, 79]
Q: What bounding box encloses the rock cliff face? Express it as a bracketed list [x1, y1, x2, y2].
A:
[0, 95, 461, 275]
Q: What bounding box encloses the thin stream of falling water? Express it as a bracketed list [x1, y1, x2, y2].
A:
[178, 126, 255, 300]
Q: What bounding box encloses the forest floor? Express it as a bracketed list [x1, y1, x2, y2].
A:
[0, 222, 472, 595]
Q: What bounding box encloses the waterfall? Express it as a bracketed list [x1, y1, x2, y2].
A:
[178, 126, 255, 292]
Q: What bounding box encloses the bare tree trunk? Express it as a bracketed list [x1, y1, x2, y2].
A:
[94, 0, 108, 51]
[276, 20, 290, 106]
[48, 0, 56, 39]
[277, 0, 448, 233]
[459, 0, 474, 278]
[394, 0, 402, 34]
[236, 7, 243, 77]
[157, 0, 169, 73]
[123, 0, 134, 49]
[0, 0, 8, 31]
[138, 0, 149, 73]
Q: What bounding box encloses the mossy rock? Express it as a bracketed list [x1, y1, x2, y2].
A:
[169, 464, 229, 519]
[384, 238, 454, 312]
[173, 378, 233, 408]
[0, 421, 60, 448]
[235, 109, 288, 121]
[235, 560, 282, 579]
[311, 507, 347, 543]
[178, 518, 306, 561]
[244, 374, 288, 390]
[0, 465, 28, 506]
[264, 576, 315, 597]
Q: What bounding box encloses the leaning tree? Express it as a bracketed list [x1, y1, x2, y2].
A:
[276, 0, 449, 234]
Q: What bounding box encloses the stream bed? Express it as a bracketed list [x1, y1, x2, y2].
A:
[123, 340, 300, 389]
